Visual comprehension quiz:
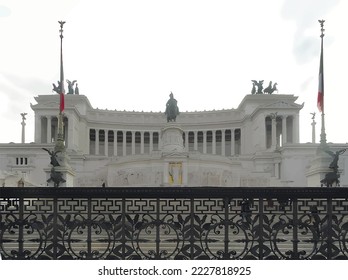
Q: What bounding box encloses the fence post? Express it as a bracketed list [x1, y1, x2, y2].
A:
[292, 198, 299, 259]
[258, 198, 264, 259]
[224, 196, 230, 259]
[327, 197, 333, 259]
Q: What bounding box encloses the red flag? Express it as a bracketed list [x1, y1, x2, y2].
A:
[60, 92, 64, 113]
[317, 38, 324, 112]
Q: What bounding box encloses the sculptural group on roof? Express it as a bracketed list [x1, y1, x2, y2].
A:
[251, 80, 278, 95]
[52, 79, 79, 95]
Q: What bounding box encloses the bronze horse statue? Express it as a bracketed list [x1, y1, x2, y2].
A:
[263, 81, 278, 94]
[165, 92, 179, 122]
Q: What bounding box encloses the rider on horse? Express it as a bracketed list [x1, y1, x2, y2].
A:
[165, 92, 179, 122]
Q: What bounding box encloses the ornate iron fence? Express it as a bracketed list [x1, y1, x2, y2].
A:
[1, 187, 348, 260]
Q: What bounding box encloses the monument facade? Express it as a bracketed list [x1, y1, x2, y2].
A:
[0, 93, 348, 188]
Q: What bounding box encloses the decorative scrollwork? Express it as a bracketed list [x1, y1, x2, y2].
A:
[133, 214, 183, 259]
[201, 213, 253, 259]
[62, 214, 114, 259]
[1, 191, 348, 260]
[270, 213, 322, 259]
[0, 214, 46, 259]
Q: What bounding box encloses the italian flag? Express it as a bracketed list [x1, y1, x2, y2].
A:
[60, 92, 64, 113]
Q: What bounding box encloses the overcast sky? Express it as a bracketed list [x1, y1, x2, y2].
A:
[1, 0, 348, 144]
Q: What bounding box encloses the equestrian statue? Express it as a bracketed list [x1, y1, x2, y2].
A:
[251, 80, 278, 94]
[165, 92, 179, 122]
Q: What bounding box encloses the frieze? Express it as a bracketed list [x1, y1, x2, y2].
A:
[240, 176, 270, 187]
[263, 101, 304, 109]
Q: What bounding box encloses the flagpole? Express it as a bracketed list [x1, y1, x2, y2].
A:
[318, 19, 328, 150]
[55, 20, 66, 153]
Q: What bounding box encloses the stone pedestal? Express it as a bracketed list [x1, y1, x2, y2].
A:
[306, 151, 332, 187]
[161, 124, 187, 186]
[161, 124, 185, 153]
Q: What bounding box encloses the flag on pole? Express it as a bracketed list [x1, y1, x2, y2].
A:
[59, 58, 64, 113]
[60, 91, 64, 113]
[317, 32, 324, 112]
[59, 47, 65, 113]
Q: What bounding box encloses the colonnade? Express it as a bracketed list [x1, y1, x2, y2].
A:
[36, 113, 299, 156]
[89, 128, 241, 157]
[36, 115, 68, 145]
[184, 129, 241, 156]
[89, 130, 160, 157]
[265, 114, 299, 149]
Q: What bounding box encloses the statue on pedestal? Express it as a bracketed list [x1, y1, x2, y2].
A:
[66, 79, 77, 94]
[263, 81, 278, 94]
[52, 80, 78, 95]
[326, 149, 346, 172]
[43, 148, 65, 187]
[47, 168, 66, 187]
[52, 81, 62, 94]
[165, 92, 179, 122]
[251, 80, 264, 94]
[75, 83, 79, 95]
[320, 148, 346, 187]
[251, 80, 278, 94]
[42, 148, 60, 167]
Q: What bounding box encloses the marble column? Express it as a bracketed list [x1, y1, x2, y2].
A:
[113, 130, 118, 156]
[158, 131, 162, 150]
[282, 116, 287, 145]
[132, 131, 136, 155]
[231, 128, 235, 156]
[140, 131, 144, 154]
[47, 116, 52, 143]
[221, 129, 225, 156]
[150, 131, 153, 153]
[203, 131, 207, 154]
[311, 119, 316, 144]
[212, 130, 216, 155]
[104, 129, 109, 156]
[123, 131, 127, 156]
[271, 116, 277, 149]
[95, 129, 99, 155]
[194, 131, 198, 151]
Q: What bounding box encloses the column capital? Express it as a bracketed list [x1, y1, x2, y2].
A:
[269, 112, 278, 120]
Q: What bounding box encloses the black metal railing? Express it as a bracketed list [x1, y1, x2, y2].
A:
[1, 187, 348, 260]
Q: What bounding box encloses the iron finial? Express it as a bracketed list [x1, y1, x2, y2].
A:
[318, 19, 325, 38]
